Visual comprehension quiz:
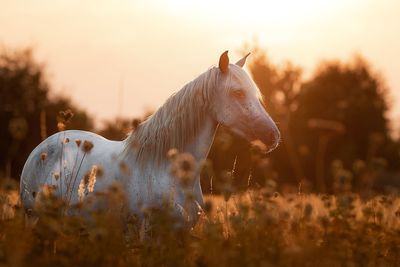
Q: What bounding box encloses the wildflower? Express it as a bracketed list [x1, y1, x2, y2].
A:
[203, 199, 213, 215]
[333, 169, 352, 193]
[87, 165, 98, 192]
[57, 109, 74, 124]
[40, 152, 47, 161]
[53, 172, 60, 180]
[119, 161, 130, 175]
[213, 130, 233, 151]
[82, 140, 94, 153]
[304, 203, 313, 218]
[0, 178, 18, 191]
[57, 122, 65, 131]
[331, 160, 343, 171]
[75, 139, 82, 147]
[63, 109, 74, 122]
[362, 206, 374, 218]
[250, 139, 267, 160]
[251, 139, 267, 152]
[265, 178, 277, 192]
[56, 109, 74, 130]
[78, 179, 85, 201]
[40, 184, 56, 198]
[167, 148, 179, 160]
[96, 165, 104, 177]
[170, 152, 196, 187]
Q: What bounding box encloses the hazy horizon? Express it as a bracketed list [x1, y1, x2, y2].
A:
[1, 0, 399, 134]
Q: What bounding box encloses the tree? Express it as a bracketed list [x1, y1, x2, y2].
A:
[290, 56, 391, 191]
[242, 46, 396, 193]
[248, 47, 305, 187]
[0, 48, 94, 179]
[98, 118, 135, 141]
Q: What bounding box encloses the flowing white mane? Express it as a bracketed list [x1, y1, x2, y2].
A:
[125, 67, 221, 168]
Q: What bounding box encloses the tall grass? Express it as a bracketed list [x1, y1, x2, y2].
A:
[0, 177, 399, 266]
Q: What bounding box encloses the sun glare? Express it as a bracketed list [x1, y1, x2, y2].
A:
[161, 0, 350, 24]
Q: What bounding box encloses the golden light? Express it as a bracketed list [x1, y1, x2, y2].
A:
[160, 0, 352, 25]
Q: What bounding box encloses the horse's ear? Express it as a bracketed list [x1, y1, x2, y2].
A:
[235, 52, 251, 67]
[219, 50, 229, 73]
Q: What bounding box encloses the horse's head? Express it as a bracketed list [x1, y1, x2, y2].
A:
[211, 51, 280, 152]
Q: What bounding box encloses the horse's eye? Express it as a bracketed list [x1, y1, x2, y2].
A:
[231, 89, 245, 99]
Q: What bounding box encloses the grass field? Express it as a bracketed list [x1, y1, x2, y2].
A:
[1, 177, 399, 267]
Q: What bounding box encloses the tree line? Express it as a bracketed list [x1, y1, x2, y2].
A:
[1, 47, 399, 194]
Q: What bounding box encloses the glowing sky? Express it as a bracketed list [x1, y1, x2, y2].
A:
[1, 0, 399, 133]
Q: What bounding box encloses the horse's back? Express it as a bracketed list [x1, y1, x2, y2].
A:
[20, 130, 124, 211]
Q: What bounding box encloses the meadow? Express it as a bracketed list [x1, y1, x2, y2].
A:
[1, 175, 399, 267]
[1, 46, 400, 267]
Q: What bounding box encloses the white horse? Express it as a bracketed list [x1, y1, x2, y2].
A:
[20, 51, 280, 225]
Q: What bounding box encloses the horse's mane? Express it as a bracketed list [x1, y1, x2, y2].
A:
[124, 67, 220, 168]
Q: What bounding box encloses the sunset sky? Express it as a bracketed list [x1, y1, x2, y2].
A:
[1, 0, 399, 133]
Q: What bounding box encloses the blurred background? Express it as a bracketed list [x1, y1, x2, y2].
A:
[1, 0, 399, 195]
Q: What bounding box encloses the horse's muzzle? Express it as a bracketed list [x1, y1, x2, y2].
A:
[253, 124, 280, 152]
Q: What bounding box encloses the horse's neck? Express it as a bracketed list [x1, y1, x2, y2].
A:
[182, 115, 216, 208]
[183, 116, 218, 161]
[128, 70, 219, 165]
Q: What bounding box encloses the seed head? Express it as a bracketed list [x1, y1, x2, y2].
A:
[40, 152, 47, 161]
[78, 179, 85, 201]
[87, 165, 98, 192]
[96, 165, 104, 177]
[75, 139, 82, 147]
[63, 109, 74, 122]
[40, 184, 56, 198]
[57, 122, 65, 131]
[250, 139, 267, 160]
[170, 152, 196, 187]
[82, 140, 94, 153]
[304, 203, 313, 218]
[58, 109, 74, 123]
[167, 148, 179, 160]
[119, 161, 130, 175]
